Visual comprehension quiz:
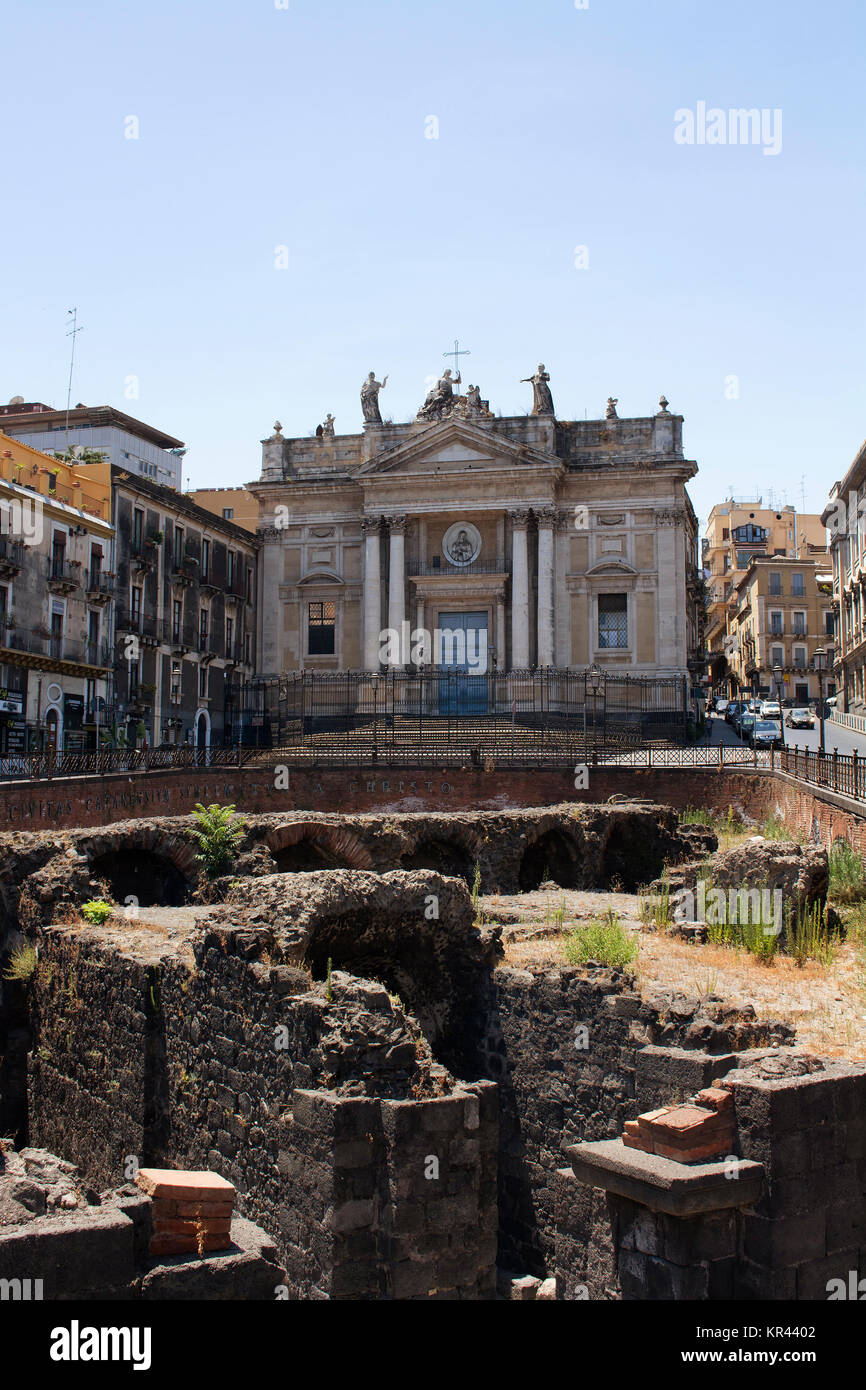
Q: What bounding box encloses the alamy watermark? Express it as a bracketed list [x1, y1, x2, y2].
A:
[674, 103, 782, 157]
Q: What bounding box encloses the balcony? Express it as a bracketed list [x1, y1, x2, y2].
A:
[170, 557, 197, 588]
[115, 607, 159, 646]
[130, 541, 157, 574]
[199, 629, 219, 663]
[199, 570, 219, 596]
[160, 618, 190, 653]
[0, 537, 24, 577]
[409, 558, 510, 577]
[85, 570, 115, 604]
[46, 558, 81, 595]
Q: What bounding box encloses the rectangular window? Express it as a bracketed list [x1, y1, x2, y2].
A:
[771, 645, 784, 667]
[770, 611, 783, 635]
[222, 507, 234, 520]
[825, 611, 835, 635]
[132, 508, 144, 552]
[768, 571, 782, 596]
[172, 598, 182, 643]
[174, 525, 184, 567]
[131, 586, 143, 625]
[202, 538, 210, 579]
[793, 647, 806, 668]
[199, 664, 208, 699]
[308, 601, 336, 655]
[244, 632, 251, 665]
[227, 550, 236, 589]
[792, 612, 806, 636]
[598, 594, 628, 649]
[791, 573, 805, 597]
[225, 615, 234, 658]
[246, 565, 253, 601]
[51, 530, 66, 577]
[170, 659, 182, 704]
[199, 607, 208, 648]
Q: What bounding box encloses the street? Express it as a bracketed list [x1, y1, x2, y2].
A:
[704, 711, 865, 756]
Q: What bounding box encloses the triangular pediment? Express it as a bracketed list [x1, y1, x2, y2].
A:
[359, 418, 559, 478]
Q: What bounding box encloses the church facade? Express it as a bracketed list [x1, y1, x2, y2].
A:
[248, 369, 701, 685]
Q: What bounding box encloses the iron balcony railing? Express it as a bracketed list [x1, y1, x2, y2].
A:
[408, 558, 511, 576]
[0, 744, 255, 783]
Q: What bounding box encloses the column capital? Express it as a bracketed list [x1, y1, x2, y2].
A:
[508, 508, 531, 529]
[554, 509, 571, 532]
[361, 515, 382, 537]
[536, 505, 558, 529]
[386, 514, 409, 535]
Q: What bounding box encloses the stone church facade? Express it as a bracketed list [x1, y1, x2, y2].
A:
[248, 372, 701, 683]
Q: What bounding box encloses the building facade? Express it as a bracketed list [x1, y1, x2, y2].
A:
[248, 372, 701, 688]
[823, 438, 866, 714]
[0, 433, 114, 753]
[104, 470, 259, 747]
[703, 500, 827, 694]
[727, 556, 835, 704]
[187, 486, 259, 534]
[0, 399, 186, 490]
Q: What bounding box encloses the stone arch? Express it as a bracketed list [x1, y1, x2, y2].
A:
[266, 822, 374, 874]
[518, 826, 581, 892]
[400, 835, 477, 885]
[82, 828, 199, 907]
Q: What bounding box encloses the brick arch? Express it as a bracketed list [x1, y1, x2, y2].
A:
[266, 822, 374, 872]
[81, 826, 200, 906]
[399, 829, 481, 886]
[518, 824, 583, 891]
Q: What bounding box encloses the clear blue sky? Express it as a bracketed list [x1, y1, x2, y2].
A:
[1, 0, 863, 528]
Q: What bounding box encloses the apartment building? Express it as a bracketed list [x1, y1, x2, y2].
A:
[727, 556, 835, 703]
[703, 500, 827, 693]
[0, 432, 114, 752]
[823, 438, 866, 713]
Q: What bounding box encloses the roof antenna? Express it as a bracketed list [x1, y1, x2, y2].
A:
[65, 307, 83, 452]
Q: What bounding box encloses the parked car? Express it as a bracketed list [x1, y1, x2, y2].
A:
[725, 701, 743, 725]
[750, 719, 784, 749]
[714, 698, 729, 715]
[759, 700, 782, 719]
[787, 707, 815, 728]
[737, 712, 757, 739]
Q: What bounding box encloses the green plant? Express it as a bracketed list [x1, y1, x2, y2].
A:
[784, 902, 839, 968]
[471, 861, 482, 920]
[829, 841, 866, 904]
[758, 815, 792, 842]
[2, 943, 38, 983]
[638, 885, 673, 929]
[326, 956, 333, 1003]
[81, 898, 113, 925]
[190, 802, 246, 880]
[679, 806, 714, 826]
[561, 912, 638, 971]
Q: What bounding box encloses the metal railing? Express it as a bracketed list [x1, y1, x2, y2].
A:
[0, 743, 254, 783]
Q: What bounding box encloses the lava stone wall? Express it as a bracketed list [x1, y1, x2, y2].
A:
[26, 925, 498, 1300]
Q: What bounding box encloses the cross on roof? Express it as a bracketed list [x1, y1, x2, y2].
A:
[443, 338, 471, 377]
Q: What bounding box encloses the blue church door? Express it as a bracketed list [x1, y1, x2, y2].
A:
[437, 611, 489, 714]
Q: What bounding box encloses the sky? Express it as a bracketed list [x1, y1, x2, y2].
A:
[1, 0, 863, 530]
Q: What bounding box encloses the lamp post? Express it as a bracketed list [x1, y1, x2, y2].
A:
[772, 662, 785, 751]
[586, 663, 603, 763]
[813, 646, 826, 756]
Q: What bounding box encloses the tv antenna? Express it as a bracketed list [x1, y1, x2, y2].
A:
[65, 307, 83, 451]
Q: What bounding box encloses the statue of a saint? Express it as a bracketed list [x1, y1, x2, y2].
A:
[361, 371, 388, 424]
[417, 368, 461, 421]
[520, 364, 555, 416]
[322, 413, 335, 437]
[605, 397, 618, 420]
[448, 529, 475, 564]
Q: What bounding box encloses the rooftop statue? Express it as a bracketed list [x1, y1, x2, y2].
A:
[361, 371, 388, 424]
[417, 368, 461, 422]
[606, 397, 618, 419]
[520, 364, 554, 416]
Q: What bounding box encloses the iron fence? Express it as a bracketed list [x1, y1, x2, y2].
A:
[227, 667, 690, 763]
[0, 743, 252, 783]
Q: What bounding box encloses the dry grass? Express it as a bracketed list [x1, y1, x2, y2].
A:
[493, 886, 866, 1063]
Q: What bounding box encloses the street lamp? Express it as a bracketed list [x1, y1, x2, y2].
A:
[772, 662, 786, 750]
[586, 663, 603, 762]
[813, 647, 826, 756]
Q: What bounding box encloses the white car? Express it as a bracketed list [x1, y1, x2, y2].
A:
[759, 700, 781, 719]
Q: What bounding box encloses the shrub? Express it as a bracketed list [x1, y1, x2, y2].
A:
[562, 911, 638, 971]
[829, 841, 866, 904]
[81, 899, 113, 925]
[3, 943, 38, 983]
[190, 802, 246, 880]
[638, 885, 673, 929]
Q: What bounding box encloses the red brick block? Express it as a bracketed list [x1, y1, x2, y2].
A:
[136, 1168, 236, 1204]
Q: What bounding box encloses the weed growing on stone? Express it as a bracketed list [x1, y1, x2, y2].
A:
[758, 814, 793, 841]
[81, 899, 113, 925]
[829, 841, 866, 904]
[638, 886, 673, 929]
[190, 802, 247, 880]
[561, 911, 638, 971]
[784, 903, 840, 969]
[3, 942, 38, 983]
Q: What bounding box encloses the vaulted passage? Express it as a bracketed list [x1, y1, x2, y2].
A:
[89, 850, 190, 907]
[274, 839, 355, 873]
[518, 829, 580, 891]
[400, 839, 475, 885]
[600, 820, 666, 891]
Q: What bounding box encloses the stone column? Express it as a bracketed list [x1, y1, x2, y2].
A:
[537, 506, 556, 667]
[256, 525, 284, 677]
[387, 515, 407, 666]
[554, 510, 571, 667]
[362, 517, 382, 670]
[510, 510, 530, 669]
[496, 597, 506, 671]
